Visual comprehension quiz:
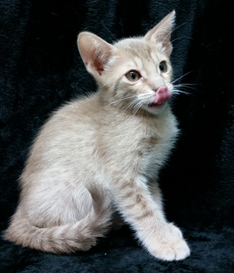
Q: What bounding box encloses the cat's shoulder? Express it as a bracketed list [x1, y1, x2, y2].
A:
[40, 93, 101, 134]
[53, 93, 100, 119]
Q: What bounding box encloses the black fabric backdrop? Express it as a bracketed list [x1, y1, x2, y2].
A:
[0, 0, 234, 272]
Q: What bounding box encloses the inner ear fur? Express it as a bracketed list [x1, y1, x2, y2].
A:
[78, 32, 116, 76]
[145, 10, 176, 56]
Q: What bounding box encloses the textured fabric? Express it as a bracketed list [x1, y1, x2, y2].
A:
[0, 0, 234, 272]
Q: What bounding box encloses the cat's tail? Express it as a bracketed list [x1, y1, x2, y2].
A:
[4, 186, 113, 253]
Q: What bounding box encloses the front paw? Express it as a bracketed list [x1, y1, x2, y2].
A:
[147, 224, 190, 261]
[167, 222, 183, 238]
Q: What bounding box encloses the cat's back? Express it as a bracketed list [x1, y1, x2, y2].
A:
[48, 93, 100, 131]
[24, 94, 101, 174]
[38, 93, 100, 140]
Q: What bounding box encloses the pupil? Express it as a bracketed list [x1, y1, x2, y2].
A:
[131, 72, 136, 79]
[160, 63, 164, 71]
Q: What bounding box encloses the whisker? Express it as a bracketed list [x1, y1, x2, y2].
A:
[133, 101, 144, 116]
[173, 83, 198, 91]
[101, 21, 117, 42]
[114, 92, 154, 114]
[138, 94, 153, 101]
[171, 21, 187, 35]
[162, 22, 187, 49]
[170, 36, 193, 44]
[171, 71, 195, 84]
[174, 83, 197, 87]
[172, 89, 190, 95]
[124, 98, 139, 112]
[110, 95, 137, 105]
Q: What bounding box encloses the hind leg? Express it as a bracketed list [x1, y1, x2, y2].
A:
[5, 182, 113, 253]
[23, 183, 93, 228]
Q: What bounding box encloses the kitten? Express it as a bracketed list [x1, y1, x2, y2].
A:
[4, 10, 190, 261]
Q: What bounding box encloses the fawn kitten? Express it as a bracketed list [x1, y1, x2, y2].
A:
[5, 11, 190, 261]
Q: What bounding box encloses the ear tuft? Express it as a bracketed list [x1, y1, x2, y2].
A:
[78, 32, 116, 76]
[145, 10, 176, 56]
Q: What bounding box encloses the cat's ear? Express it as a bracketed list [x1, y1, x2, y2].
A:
[78, 32, 117, 77]
[145, 10, 175, 56]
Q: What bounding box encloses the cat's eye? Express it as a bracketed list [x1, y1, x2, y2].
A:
[125, 70, 141, 81]
[159, 61, 168, 73]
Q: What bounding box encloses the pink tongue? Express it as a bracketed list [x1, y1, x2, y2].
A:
[154, 86, 171, 104]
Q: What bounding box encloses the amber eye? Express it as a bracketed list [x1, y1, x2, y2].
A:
[159, 61, 168, 73]
[125, 70, 141, 81]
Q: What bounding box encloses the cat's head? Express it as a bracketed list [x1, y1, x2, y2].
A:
[78, 11, 175, 115]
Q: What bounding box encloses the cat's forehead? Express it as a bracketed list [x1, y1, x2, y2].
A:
[114, 37, 166, 66]
[115, 38, 151, 57]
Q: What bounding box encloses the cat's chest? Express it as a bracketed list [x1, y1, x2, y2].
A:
[98, 107, 178, 175]
[136, 116, 178, 176]
[138, 129, 174, 160]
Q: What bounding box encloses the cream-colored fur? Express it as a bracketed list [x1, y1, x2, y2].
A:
[4, 11, 190, 261]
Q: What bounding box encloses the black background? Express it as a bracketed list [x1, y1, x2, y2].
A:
[0, 0, 234, 272]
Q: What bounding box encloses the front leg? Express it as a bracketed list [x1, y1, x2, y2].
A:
[149, 178, 164, 211]
[112, 175, 190, 261]
[149, 179, 188, 244]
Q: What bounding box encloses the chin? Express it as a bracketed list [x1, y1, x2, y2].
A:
[143, 102, 168, 115]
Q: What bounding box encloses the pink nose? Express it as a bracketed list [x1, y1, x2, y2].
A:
[154, 86, 171, 104]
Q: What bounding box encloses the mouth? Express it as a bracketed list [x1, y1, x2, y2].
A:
[147, 86, 172, 108]
[148, 101, 166, 108]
